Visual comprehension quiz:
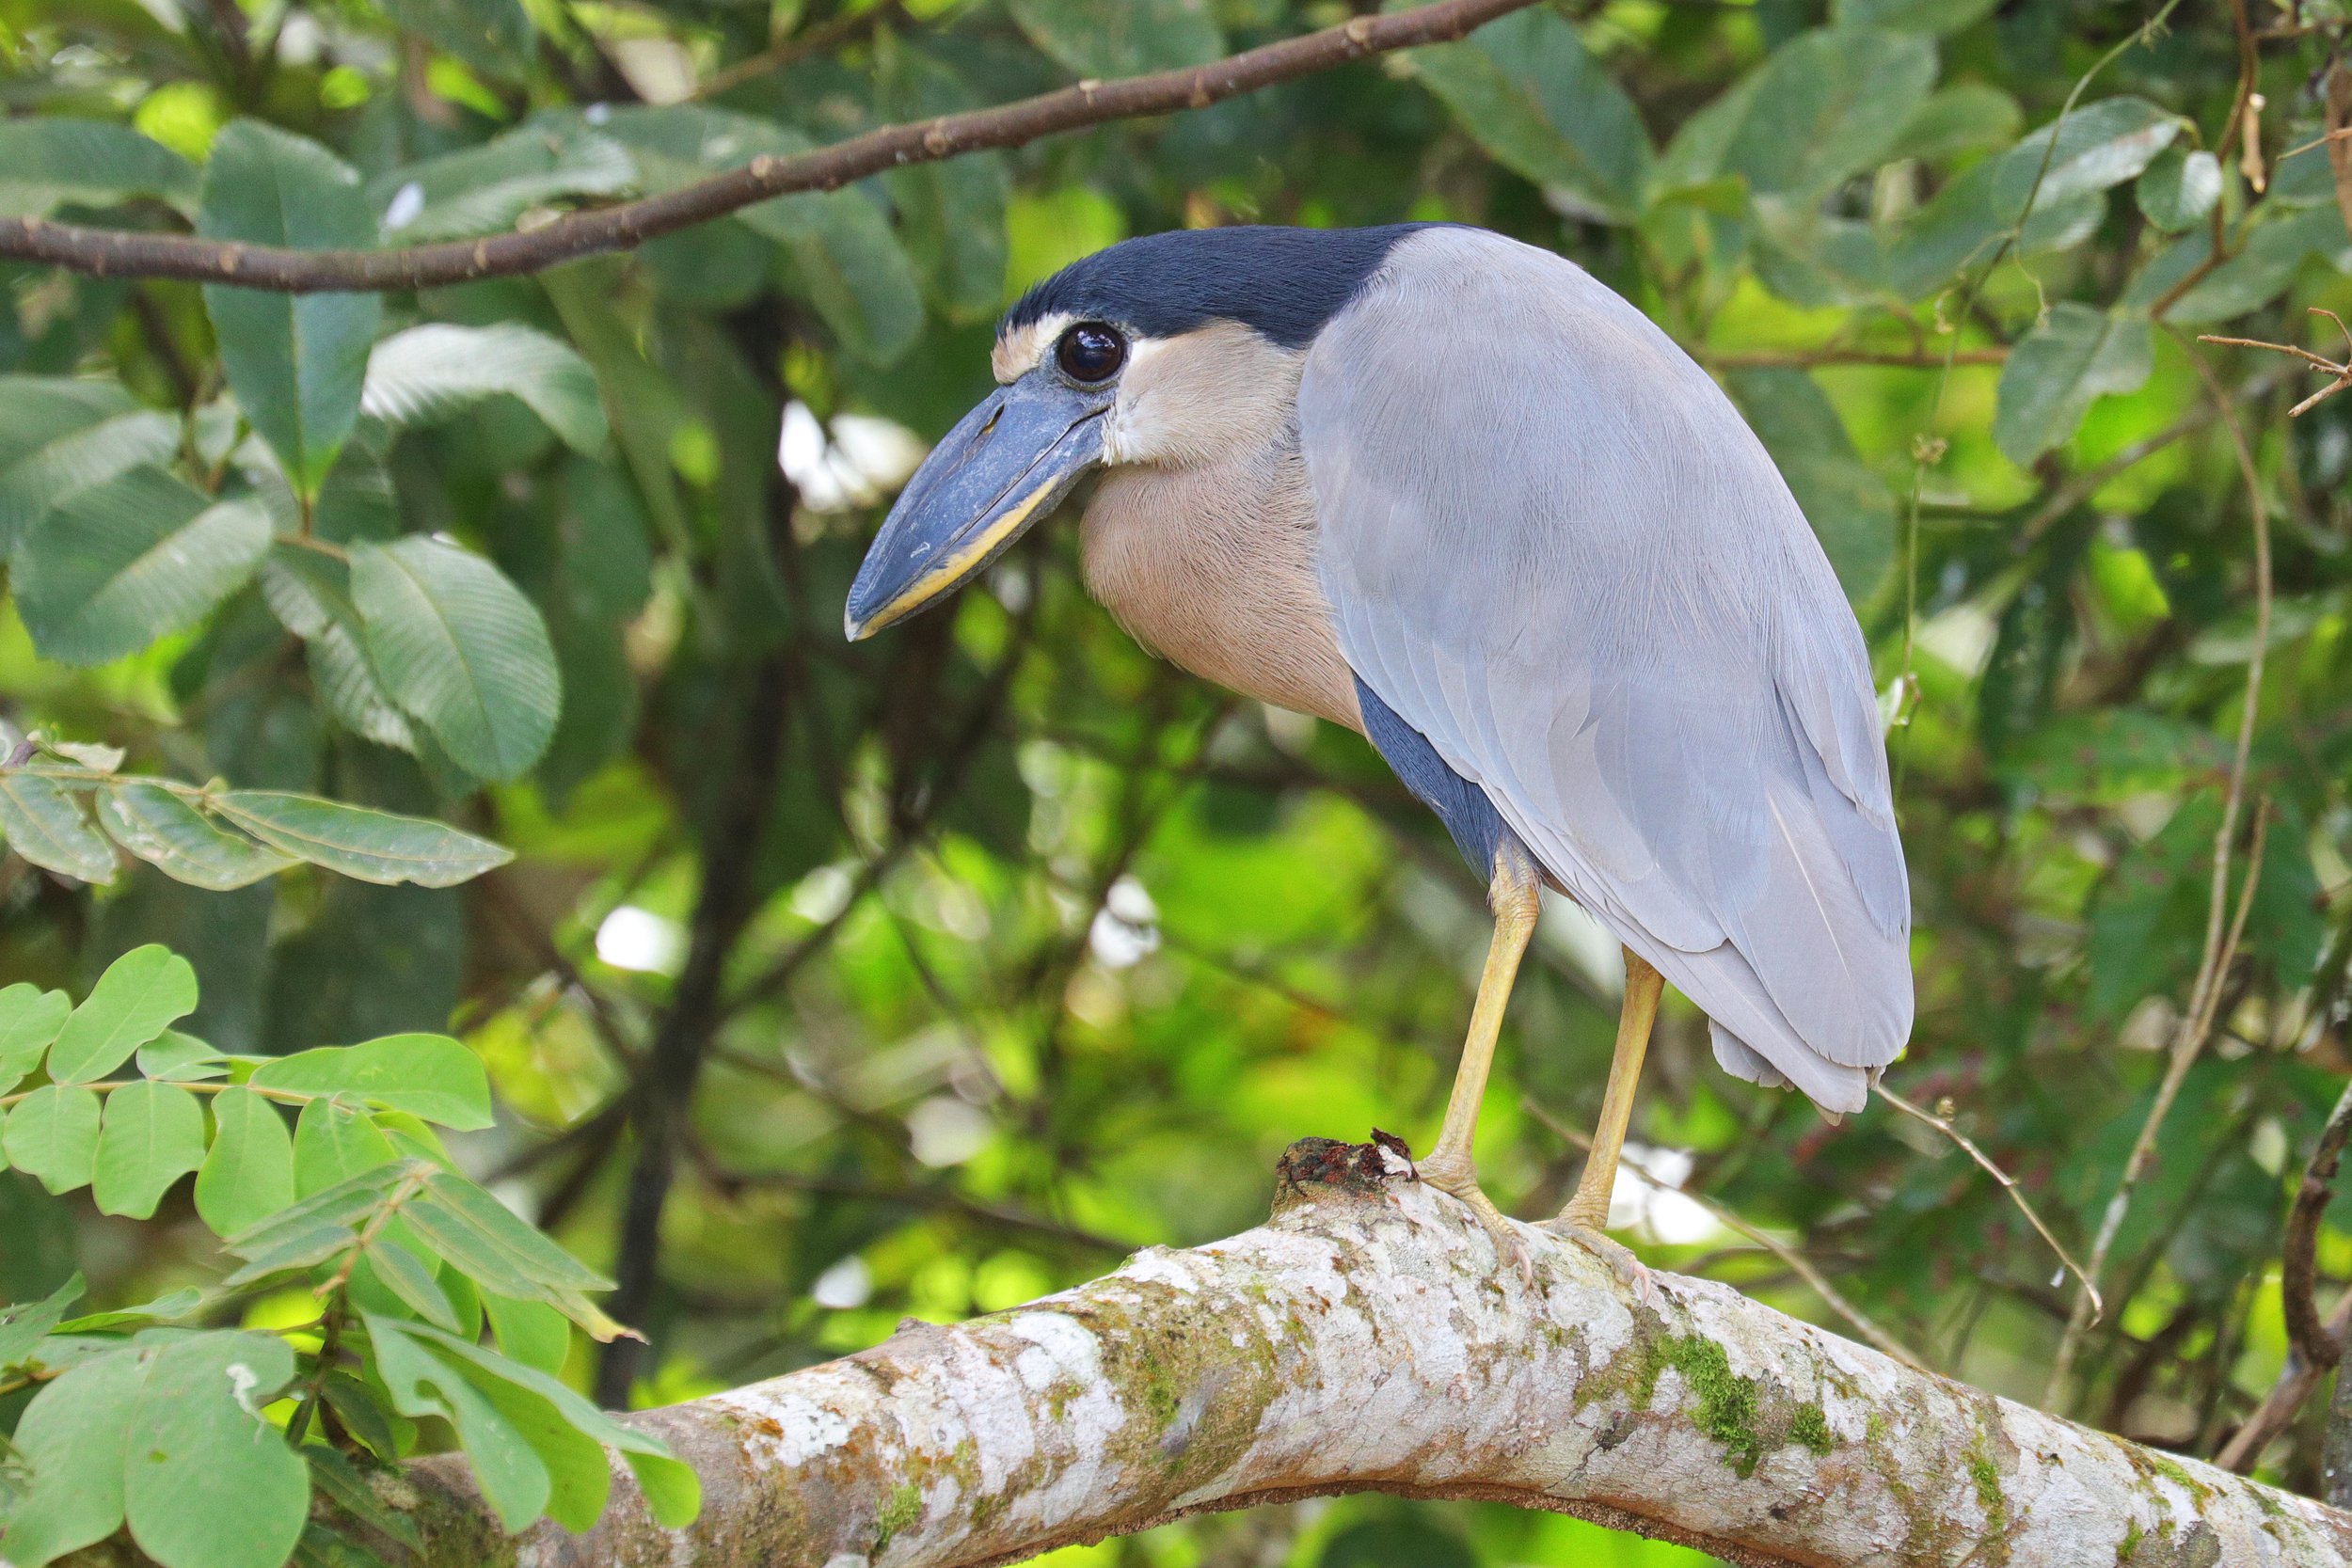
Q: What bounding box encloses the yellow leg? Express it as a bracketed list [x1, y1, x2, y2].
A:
[1553, 947, 1663, 1231]
[1418, 844, 1541, 1275]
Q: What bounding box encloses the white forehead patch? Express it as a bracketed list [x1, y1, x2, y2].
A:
[993, 311, 1074, 384]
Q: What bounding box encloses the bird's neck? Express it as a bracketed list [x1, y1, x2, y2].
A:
[1079, 438, 1363, 733]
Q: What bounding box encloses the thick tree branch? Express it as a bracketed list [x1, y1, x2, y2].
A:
[101, 1138, 2349, 1568]
[0, 0, 1534, 293]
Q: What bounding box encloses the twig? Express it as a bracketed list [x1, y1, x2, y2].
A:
[1700, 347, 2009, 371]
[2045, 342, 2276, 1408]
[690, 0, 909, 101]
[2200, 310, 2352, 418]
[0, 0, 1537, 293]
[1873, 1084, 2102, 1325]
[1522, 1097, 1931, 1371]
[2218, 1290, 2352, 1470]
[2282, 1080, 2352, 1370]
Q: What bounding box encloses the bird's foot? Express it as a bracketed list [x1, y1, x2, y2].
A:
[1417, 1149, 1535, 1288]
[1538, 1212, 1653, 1304]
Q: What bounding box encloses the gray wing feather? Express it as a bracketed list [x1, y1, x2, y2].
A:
[1300, 228, 1911, 1114]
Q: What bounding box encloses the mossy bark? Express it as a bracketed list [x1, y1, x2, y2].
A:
[58, 1137, 2352, 1568]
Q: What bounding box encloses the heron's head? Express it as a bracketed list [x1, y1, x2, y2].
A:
[843, 224, 1431, 640]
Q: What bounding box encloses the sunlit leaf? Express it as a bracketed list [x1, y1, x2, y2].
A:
[366, 1314, 550, 1532]
[90, 1080, 205, 1219]
[366, 1236, 461, 1330]
[195, 1086, 297, 1238]
[293, 1096, 399, 1196]
[0, 1348, 141, 1567]
[0, 982, 73, 1093]
[123, 1331, 308, 1568]
[253, 1035, 492, 1130]
[4, 1085, 103, 1194]
[137, 1030, 229, 1081]
[48, 944, 199, 1085]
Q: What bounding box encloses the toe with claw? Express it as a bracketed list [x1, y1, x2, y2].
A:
[1540, 1215, 1653, 1304]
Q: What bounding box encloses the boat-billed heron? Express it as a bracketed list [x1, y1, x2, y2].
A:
[846, 224, 1912, 1270]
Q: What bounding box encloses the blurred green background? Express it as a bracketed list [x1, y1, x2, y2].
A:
[2, 0, 2350, 1559]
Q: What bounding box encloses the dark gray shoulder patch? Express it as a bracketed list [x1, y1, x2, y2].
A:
[1005, 224, 1440, 350]
[1355, 673, 1508, 877]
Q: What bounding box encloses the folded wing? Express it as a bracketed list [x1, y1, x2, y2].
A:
[1298, 228, 1911, 1113]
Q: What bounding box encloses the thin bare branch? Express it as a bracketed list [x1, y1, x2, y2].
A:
[2045, 340, 2277, 1408]
[1873, 1083, 2102, 1325]
[2283, 1080, 2352, 1370]
[0, 0, 1536, 293]
[2201, 311, 2352, 418]
[2219, 1290, 2352, 1471]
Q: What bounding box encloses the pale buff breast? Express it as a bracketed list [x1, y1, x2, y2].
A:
[1080, 445, 1362, 732]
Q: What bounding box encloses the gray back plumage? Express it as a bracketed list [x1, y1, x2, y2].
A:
[1298, 227, 1911, 1112]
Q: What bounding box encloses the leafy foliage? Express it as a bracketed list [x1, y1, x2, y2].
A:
[0, 947, 694, 1568]
[1, 0, 2350, 1562]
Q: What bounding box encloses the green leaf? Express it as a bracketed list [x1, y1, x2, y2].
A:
[366, 1237, 461, 1330]
[404, 1168, 612, 1299]
[1887, 82, 2023, 162]
[206, 790, 513, 886]
[306, 1447, 425, 1557]
[48, 944, 199, 1085]
[54, 1287, 205, 1332]
[380, 0, 534, 79]
[198, 121, 382, 496]
[294, 1096, 400, 1196]
[11, 468, 272, 666]
[1404, 6, 1653, 222]
[123, 1331, 309, 1568]
[0, 406, 179, 559]
[1890, 97, 2180, 294]
[599, 109, 923, 365]
[219, 1219, 361, 1288]
[1692, 27, 1936, 199]
[349, 535, 561, 781]
[366, 1315, 550, 1532]
[0, 772, 116, 884]
[370, 121, 634, 244]
[1831, 0, 1997, 33]
[0, 983, 72, 1093]
[361, 323, 607, 453]
[0, 1273, 84, 1369]
[252, 1035, 493, 1130]
[0, 1348, 141, 1568]
[137, 1031, 229, 1082]
[1008, 0, 1221, 76]
[0, 118, 199, 217]
[2155, 204, 2352, 325]
[257, 547, 419, 752]
[1725, 368, 1895, 602]
[2136, 146, 2221, 233]
[376, 1318, 695, 1529]
[482, 1291, 571, 1375]
[221, 1160, 410, 1255]
[195, 1086, 296, 1238]
[91, 1080, 206, 1218]
[3, 1085, 103, 1194]
[96, 781, 294, 891]
[1993, 304, 2153, 465]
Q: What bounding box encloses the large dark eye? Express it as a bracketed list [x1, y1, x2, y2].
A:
[1057, 323, 1126, 383]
